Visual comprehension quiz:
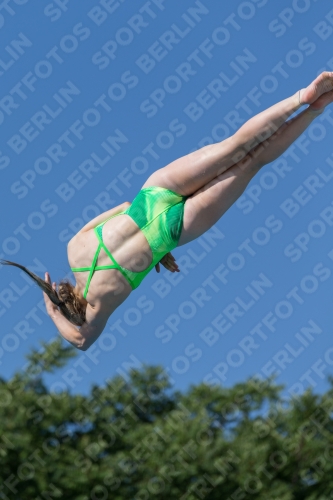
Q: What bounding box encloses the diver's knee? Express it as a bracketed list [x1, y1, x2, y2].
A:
[236, 153, 264, 175]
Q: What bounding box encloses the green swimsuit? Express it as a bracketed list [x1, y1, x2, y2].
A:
[71, 186, 187, 298]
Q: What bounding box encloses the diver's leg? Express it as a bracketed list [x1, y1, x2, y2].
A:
[143, 72, 333, 197]
[178, 104, 326, 245]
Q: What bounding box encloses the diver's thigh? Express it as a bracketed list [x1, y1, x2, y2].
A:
[142, 139, 240, 196]
[177, 164, 254, 246]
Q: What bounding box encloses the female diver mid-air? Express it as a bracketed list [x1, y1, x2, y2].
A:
[3, 72, 333, 351]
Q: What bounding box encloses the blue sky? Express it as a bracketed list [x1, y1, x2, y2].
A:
[1, 0, 333, 398]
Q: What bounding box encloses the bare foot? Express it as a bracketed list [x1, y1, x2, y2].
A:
[309, 89, 333, 111]
[300, 72, 333, 105]
[309, 90, 333, 111]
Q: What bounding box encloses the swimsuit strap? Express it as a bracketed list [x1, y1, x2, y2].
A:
[71, 242, 103, 299]
[94, 225, 134, 286]
[71, 221, 132, 299]
[94, 226, 119, 268]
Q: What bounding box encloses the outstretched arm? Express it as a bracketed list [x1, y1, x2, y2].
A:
[43, 273, 106, 350]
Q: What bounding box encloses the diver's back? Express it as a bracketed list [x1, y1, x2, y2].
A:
[68, 214, 152, 302]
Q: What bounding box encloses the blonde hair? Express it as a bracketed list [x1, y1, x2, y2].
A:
[1, 260, 86, 326]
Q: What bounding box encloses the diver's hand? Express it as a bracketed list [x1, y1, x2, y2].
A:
[155, 253, 180, 273]
[43, 272, 59, 319]
[43, 272, 88, 350]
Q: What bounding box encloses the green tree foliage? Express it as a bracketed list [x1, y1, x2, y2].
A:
[1, 340, 333, 500]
